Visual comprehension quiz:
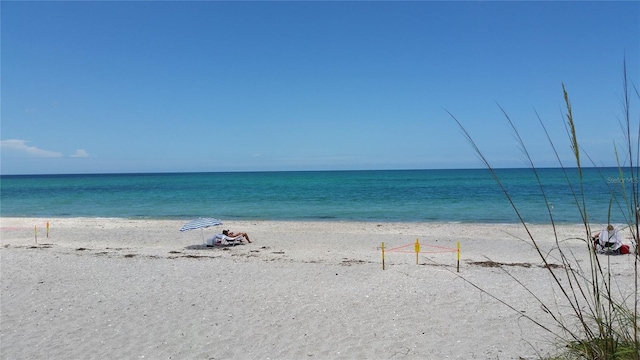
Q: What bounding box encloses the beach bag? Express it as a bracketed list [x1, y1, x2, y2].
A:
[619, 244, 630, 255]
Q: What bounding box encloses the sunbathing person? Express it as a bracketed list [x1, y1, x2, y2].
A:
[208, 232, 245, 246]
[223, 229, 252, 243]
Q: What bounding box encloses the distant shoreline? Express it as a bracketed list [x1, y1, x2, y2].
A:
[0, 216, 598, 227]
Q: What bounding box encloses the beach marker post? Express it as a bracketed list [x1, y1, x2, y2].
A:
[34, 225, 38, 244]
[415, 239, 420, 265]
[456, 241, 460, 272]
[381, 242, 385, 270]
[46, 221, 50, 238]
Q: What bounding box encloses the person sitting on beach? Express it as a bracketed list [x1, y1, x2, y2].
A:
[592, 224, 629, 254]
[223, 229, 252, 243]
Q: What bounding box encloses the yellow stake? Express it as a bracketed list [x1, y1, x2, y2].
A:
[415, 239, 420, 265]
[381, 242, 385, 270]
[46, 221, 50, 238]
[34, 225, 38, 244]
[457, 241, 461, 272]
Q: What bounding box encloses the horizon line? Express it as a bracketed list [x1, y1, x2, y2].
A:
[0, 165, 631, 177]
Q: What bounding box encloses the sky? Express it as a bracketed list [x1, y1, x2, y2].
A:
[1, 1, 639, 175]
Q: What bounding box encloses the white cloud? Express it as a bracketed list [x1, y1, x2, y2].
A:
[0, 139, 62, 158]
[71, 149, 90, 158]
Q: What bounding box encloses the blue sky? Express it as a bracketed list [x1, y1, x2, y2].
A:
[2, 1, 639, 175]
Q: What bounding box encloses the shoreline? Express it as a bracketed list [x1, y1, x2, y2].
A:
[0, 215, 599, 225]
[2, 217, 637, 359]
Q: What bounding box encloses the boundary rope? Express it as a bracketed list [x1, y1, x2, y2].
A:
[381, 239, 461, 272]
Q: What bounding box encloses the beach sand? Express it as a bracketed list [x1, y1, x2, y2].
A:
[1, 218, 637, 359]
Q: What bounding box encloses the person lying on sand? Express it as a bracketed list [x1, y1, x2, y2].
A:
[223, 229, 252, 243]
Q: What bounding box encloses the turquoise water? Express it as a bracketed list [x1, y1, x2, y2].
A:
[0, 168, 637, 224]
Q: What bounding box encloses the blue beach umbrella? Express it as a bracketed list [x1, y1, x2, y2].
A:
[180, 218, 223, 244]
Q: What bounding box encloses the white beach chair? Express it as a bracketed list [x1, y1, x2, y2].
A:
[206, 234, 246, 247]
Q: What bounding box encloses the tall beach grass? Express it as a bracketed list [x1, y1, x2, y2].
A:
[449, 63, 639, 359]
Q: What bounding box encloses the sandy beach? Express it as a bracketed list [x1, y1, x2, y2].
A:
[1, 218, 637, 359]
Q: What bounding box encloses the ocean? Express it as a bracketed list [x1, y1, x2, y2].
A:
[0, 168, 637, 224]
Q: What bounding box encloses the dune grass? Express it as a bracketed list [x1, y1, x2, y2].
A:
[448, 63, 639, 359]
